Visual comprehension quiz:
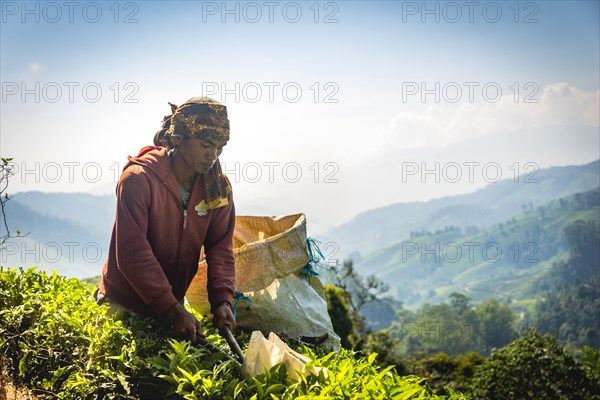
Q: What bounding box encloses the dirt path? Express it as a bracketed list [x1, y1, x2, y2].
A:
[0, 358, 39, 400]
[464, 274, 534, 300]
[0, 379, 37, 400]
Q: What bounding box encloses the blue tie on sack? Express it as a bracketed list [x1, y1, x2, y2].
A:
[300, 237, 327, 285]
[232, 291, 251, 320]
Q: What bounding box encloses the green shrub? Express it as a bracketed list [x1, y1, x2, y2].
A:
[404, 352, 485, 396]
[469, 329, 600, 400]
[0, 267, 174, 398]
[0, 268, 466, 399]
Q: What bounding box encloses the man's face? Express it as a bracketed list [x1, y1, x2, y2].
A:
[178, 136, 228, 174]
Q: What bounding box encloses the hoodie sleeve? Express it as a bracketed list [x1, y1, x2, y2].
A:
[114, 167, 179, 315]
[204, 193, 236, 313]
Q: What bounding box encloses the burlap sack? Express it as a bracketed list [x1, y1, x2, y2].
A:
[187, 214, 309, 314]
[187, 213, 340, 350]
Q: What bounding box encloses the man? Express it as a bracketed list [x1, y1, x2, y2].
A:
[98, 97, 236, 344]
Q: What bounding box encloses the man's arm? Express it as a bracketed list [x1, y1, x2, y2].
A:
[204, 195, 236, 330]
[114, 168, 179, 315]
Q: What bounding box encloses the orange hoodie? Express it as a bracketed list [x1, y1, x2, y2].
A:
[99, 146, 235, 316]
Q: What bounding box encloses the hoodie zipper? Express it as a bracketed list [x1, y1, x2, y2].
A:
[177, 206, 188, 269]
[172, 207, 187, 293]
[167, 178, 188, 287]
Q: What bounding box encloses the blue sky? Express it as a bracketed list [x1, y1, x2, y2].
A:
[1, 0, 599, 228]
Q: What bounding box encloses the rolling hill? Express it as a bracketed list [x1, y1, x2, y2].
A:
[354, 187, 600, 311]
[321, 160, 600, 261]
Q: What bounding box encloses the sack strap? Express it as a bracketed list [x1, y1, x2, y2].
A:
[232, 291, 251, 320]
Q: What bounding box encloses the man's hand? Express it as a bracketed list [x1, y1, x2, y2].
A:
[165, 303, 206, 344]
[213, 301, 236, 331]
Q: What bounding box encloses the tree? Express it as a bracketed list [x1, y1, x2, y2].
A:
[332, 260, 389, 314]
[326, 260, 400, 355]
[563, 219, 600, 283]
[538, 206, 546, 218]
[470, 329, 600, 400]
[581, 346, 600, 383]
[361, 297, 403, 331]
[327, 260, 387, 346]
[392, 293, 519, 357]
[407, 302, 475, 357]
[404, 351, 485, 396]
[474, 298, 517, 355]
[324, 284, 353, 348]
[1, 158, 27, 250]
[535, 277, 600, 349]
[361, 329, 407, 375]
[449, 293, 471, 316]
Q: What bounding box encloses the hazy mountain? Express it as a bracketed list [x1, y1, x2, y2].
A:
[320, 160, 600, 260]
[11, 192, 116, 237]
[3, 160, 598, 281]
[354, 188, 599, 311]
[1, 199, 110, 278]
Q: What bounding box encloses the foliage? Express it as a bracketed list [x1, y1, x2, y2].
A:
[360, 329, 408, 375]
[0, 267, 176, 399]
[326, 260, 392, 350]
[361, 296, 403, 331]
[356, 187, 600, 309]
[1, 157, 28, 249]
[0, 267, 466, 399]
[405, 352, 485, 396]
[518, 217, 600, 351]
[538, 218, 600, 290]
[152, 341, 465, 400]
[324, 284, 353, 349]
[324, 280, 409, 375]
[390, 293, 518, 357]
[469, 329, 600, 400]
[535, 276, 600, 350]
[80, 275, 102, 288]
[534, 219, 600, 350]
[563, 219, 600, 283]
[582, 346, 600, 383]
[331, 260, 388, 314]
[473, 298, 518, 354]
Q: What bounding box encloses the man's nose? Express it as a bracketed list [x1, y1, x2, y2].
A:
[207, 148, 218, 162]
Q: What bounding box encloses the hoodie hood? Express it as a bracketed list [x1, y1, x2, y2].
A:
[125, 146, 172, 180]
[121, 146, 181, 202]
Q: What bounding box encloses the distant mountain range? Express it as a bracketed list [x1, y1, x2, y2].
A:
[1, 160, 598, 289]
[2, 193, 115, 278]
[353, 187, 599, 311]
[320, 160, 600, 261]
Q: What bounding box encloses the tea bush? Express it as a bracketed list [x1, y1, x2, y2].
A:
[0, 268, 466, 399]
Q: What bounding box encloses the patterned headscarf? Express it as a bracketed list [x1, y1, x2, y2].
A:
[154, 97, 232, 210]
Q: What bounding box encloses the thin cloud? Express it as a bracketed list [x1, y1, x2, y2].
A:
[28, 62, 43, 73]
[385, 83, 600, 150]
